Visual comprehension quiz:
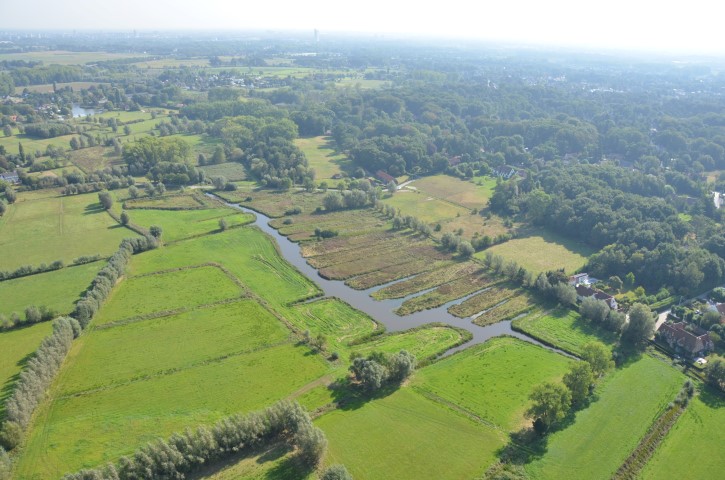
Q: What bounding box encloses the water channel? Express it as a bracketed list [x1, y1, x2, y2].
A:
[217, 196, 571, 358]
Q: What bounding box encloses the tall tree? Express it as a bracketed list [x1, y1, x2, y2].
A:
[526, 382, 571, 432]
[623, 303, 655, 345]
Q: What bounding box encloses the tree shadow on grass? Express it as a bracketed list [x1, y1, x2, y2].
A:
[186, 444, 313, 480]
[613, 342, 645, 368]
[699, 385, 725, 409]
[496, 426, 549, 466]
[83, 204, 104, 215]
[327, 376, 399, 412]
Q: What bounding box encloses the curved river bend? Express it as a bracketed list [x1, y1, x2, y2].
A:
[220, 197, 571, 358]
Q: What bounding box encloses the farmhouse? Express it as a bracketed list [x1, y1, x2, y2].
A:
[0, 171, 20, 184]
[575, 284, 618, 310]
[375, 170, 396, 185]
[659, 322, 714, 357]
[568, 273, 590, 285]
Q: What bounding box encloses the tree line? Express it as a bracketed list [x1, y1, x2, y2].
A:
[0, 236, 157, 453]
[61, 400, 333, 480]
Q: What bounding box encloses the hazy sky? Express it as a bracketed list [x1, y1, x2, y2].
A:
[2, 0, 724, 54]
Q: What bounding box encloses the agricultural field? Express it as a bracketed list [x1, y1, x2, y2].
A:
[524, 355, 684, 480]
[196, 445, 313, 480]
[317, 388, 505, 480]
[476, 228, 594, 274]
[0, 50, 148, 65]
[409, 174, 495, 209]
[0, 322, 54, 416]
[0, 133, 77, 156]
[15, 231, 331, 477]
[285, 298, 380, 354]
[395, 268, 500, 316]
[381, 190, 469, 224]
[512, 307, 618, 355]
[14, 81, 110, 94]
[0, 261, 103, 317]
[128, 228, 321, 308]
[273, 209, 389, 242]
[413, 337, 572, 430]
[351, 325, 470, 363]
[373, 262, 479, 300]
[124, 208, 254, 242]
[640, 388, 725, 480]
[0, 191, 135, 271]
[93, 265, 244, 325]
[68, 145, 120, 172]
[471, 292, 538, 327]
[218, 188, 326, 218]
[26, 164, 84, 179]
[294, 136, 351, 181]
[448, 284, 520, 318]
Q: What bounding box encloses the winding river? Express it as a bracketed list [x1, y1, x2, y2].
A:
[219, 196, 571, 358]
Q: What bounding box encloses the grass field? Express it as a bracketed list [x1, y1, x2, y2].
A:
[0, 262, 103, 317]
[14, 81, 110, 94]
[351, 325, 470, 363]
[381, 191, 470, 224]
[525, 355, 684, 480]
[476, 228, 594, 274]
[0, 133, 77, 156]
[60, 300, 291, 395]
[413, 337, 572, 431]
[294, 136, 351, 181]
[0, 191, 135, 271]
[125, 208, 254, 242]
[199, 161, 247, 181]
[0, 50, 148, 65]
[16, 231, 330, 477]
[17, 342, 328, 478]
[94, 265, 244, 325]
[68, 146, 120, 172]
[640, 388, 725, 480]
[129, 228, 320, 309]
[286, 298, 379, 354]
[0, 322, 54, 417]
[196, 444, 314, 480]
[317, 388, 505, 480]
[512, 307, 618, 355]
[219, 189, 326, 218]
[409, 175, 496, 209]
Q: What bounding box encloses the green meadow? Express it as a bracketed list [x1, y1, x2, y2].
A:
[525, 355, 684, 480]
[476, 228, 594, 274]
[294, 136, 351, 181]
[410, 174, 495, 209]
[640, 388, 725, 480]
[317, 388, 505, 480]
[0, 191, 135, 271]
[125, 208, 254, 242]
[94, 265, 244, 325]
[0, 261, 102, 316]
[413, 337, 572, 430]
[351, 325, 470, 363]
[513, 307, 618, 355]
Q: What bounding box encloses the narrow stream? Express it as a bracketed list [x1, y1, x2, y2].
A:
[217, 195, 572, 358]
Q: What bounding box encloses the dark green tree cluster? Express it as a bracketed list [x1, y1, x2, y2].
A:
[705, 355, 725, 392]
[0, 317, 80, 450]
[73, 237, 157, 328]
[61, 400, 328, 480]
[122, 136, 192, 176]
[0, 305, 56, 332]
[579, 296, 626, 333]
[349, 350, 416, 393]
[23, 122, 75, 139]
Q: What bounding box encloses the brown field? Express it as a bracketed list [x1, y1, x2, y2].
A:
[395, 269, 500, 316]
[218, 189, 325, 218]
[448, 285, 520, 318]
[472, 293, 538, 326]
[124, 192, 213, 210]
[372, 262, 480, 300]
[69, 146, 120, 172]
[345, 258, 456, 290]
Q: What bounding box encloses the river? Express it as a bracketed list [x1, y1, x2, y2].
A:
[218, 196, 571, 358]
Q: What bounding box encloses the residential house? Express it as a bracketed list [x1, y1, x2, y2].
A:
[575, 284, 618, 310]
[659, 322, 714, 357]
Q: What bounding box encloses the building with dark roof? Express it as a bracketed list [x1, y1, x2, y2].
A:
[659, 322, 714, 357]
